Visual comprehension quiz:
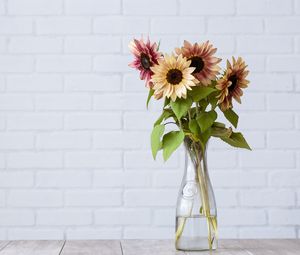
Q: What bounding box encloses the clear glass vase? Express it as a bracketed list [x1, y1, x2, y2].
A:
[175, 138, 217, 251]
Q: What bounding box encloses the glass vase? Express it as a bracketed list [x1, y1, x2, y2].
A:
[175, 138, 217, 251]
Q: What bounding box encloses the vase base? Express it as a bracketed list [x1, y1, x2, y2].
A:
[175, 216, 217, 251]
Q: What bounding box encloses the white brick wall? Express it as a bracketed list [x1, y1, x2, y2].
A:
[0, 0, 299, 240]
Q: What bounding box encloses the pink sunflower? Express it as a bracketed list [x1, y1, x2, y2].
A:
[175, 40, 221, 86]
[129, 38, 161, 88]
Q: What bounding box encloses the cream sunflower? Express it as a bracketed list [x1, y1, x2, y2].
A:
[175, 40, 221, 86]
[216, 57, 249, 111]
[150, 54, 197, 102]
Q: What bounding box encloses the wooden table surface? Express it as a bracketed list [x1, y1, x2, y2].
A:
[0, 239, 298, 254]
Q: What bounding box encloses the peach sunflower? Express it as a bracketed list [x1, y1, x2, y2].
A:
[151, 54, 197, 102]
[129, 38, 161, 88]
[216, 57, 249, 111]
[175, 40, 221, 86]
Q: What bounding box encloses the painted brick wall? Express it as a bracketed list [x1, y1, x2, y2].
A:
[0, 0, 299, 240]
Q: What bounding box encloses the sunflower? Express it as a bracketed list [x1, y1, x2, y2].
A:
[128, 38, 161, 88]
[150, 54, 197, 102]
[175, 40, 221, 86]
[216, 57, 249, 111]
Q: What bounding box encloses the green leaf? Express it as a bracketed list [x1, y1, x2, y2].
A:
[162, 130, 185, 161]
[189, 119, 200, 135]
[212, 122, 226, 128]
[151, 124, 165, 159]
[189, 87, 216, 102]
[146, 89, 154, 109]
[164, 97, 170, 108]
[211, 126, 232, 138]
[196, 110, 217, 132]
[170, 98, 193, 120]
[199, 128, 211, 151]
[223, 108, 239, 128]
[221, 132, 251, 150]
[153, 109, 173, 127]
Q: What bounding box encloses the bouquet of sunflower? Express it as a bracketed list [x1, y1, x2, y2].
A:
[129, 38, 251, 161]
[129, 38, 251, 251]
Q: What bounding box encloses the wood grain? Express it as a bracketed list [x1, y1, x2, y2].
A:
[0, 240, 64, 255]
[121, 240, 184, 255]
[60, 240, 122, 255]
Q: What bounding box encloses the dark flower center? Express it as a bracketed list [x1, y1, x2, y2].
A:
[140, 53, 151, 69]
[166, 69, 183, 85]
[228, 74, 238, 92]
[189, 56, 204, 73]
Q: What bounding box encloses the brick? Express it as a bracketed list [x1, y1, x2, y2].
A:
[65, 74, 121, 92]
[65, 190, 122, 206]
[94, 17, 149, 34]
[268, 94, 300, 110]
[0, 171, 34, 187]
[65, 113, 121, 130]
[35, 94, 91, 110]
[249, 74, 293, 92]
[65, 36, 120, 53]
[8, 0, 62, 15]
[65, 151, 122, 168]
[269, 170, 300, 187]
[0, 37, 6, 53]
[0, 17, 33, 34]
[179, 0, 234, 15]
[238, 112, 293, 130]
[36, 171, 91, 188]
[93, 131, 149, 149]
[7, 74, 63, 92]
[66, 228, 122, 239]
[153, 209, 174, 226]
[95, 209, 151, 225]
[123, 74, 145, 92]
[9, 36, 62, 53]
[124, 151, 179, 169]
[37, 17, 91, 35]
[240, 190, 295, 206]
[208, 151, 237, 169]
[94, 54, 131, 72]
[8, 190, 63, 207]
[0, 0, 4, 14]
[0, 153, 4, 169]
[124, 0, 176, 15]
[0, 191, 5, 206]
[0, 132, 34, 149]
[268, 132, 300, 149]
[153, 170, 182, 188]
[268, 57, 300, 72]
[0, 56, 34, 72]
[36, 132, 91, 149]
[237, 0, 292, 15]
[214, 189, 238, 207]
[0, 94, 33, 110]
[7, 152, 63, 169]
[37, 210, 92, 226]
[238, 93, 265, 111]
[8, 229, 63, 240]
[240, 151, 294, 168]
[151, 18, 205, 34]
[124, 189, 177, 206]
[124, 227, 173, 239]
[266, 18, 300, 33]
[124, 112, 157, 130]
[7, 113, 63, 130]
[211, 170, 267, 188]
[0, 210, 34, 226]
[0, 114, 5, 131]
[93, 170, 151, 188]
[65, 0, 120, 15]
[237, 36, 293, 53]
[37, 55, 92, 72]
[219, 209, 266, 226]
[239, 227, 296, 239]
[240, 55, 265, 72]
[208, 18, 263, 34]
[269, 209, 300, 225]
